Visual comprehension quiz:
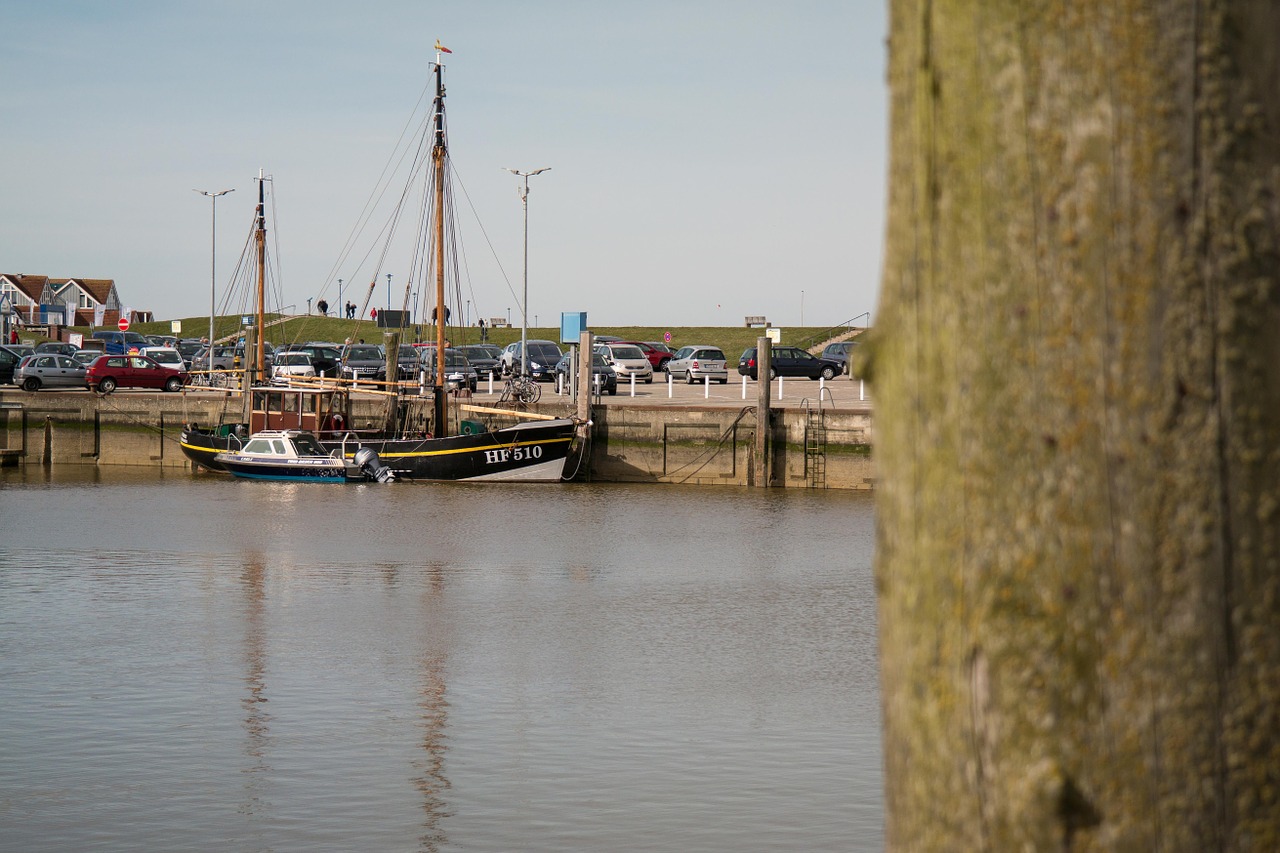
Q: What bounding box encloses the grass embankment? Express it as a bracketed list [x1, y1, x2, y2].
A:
[62, 317, 856, 356]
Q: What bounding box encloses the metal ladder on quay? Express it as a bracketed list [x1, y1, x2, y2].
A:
[802, 391, 830, 489]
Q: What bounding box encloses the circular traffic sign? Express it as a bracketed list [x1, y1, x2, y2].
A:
[664, 331, 671, 343]
[117, 316, 130, 332]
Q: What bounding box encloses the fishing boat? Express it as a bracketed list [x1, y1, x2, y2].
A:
[181, 43, 580, 482]
[214, 429, 392, 483]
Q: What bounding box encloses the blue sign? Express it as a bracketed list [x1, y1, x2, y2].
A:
[560, 312, 587, 345]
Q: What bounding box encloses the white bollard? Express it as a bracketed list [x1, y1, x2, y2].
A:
[860, 379, 865, 401]
[488, 373, 495, 394]
[630, 374, 636, 397]
[668, 372, 674, 398]
[704, 374, 710, 398]
[819, 377, 825, 394]
[556, 374, 563, 396]
[777, 376, 783, 399]
[742, 374, 748, 400]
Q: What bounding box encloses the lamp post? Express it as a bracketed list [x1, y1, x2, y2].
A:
[386, 273, 392, 315]
[504, 167, 550, 377]
[338, 278, 343, 319]
[193, 187, 234, 353]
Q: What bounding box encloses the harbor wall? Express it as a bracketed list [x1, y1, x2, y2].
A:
[0, 391, 875, 489]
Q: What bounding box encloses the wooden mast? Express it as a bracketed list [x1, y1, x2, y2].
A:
[254, 168, 266, 379]
[431, 46, 448, 436]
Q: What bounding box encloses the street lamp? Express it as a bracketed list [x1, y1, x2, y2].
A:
[193, 187, 234, 354]
[387, 273, 392, 315]
[338, 278, 343, 319]
[504, 167, 550, 377]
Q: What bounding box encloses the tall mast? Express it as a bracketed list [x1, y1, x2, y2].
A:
[254, 168, 267, 378]
[432, 45, 448, 435]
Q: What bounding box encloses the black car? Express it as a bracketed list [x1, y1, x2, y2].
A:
[277, 343, 343, 378]
[35, 342, 80, 356]
[819, 341, 859, 375]
[500, 340, 563, 382]
[0, 344, 23, 385]
[737, 346, 842, 381]
[455, 344, 501, 379]
[339, 343, 387, 383]
[554, 351, 617, 395]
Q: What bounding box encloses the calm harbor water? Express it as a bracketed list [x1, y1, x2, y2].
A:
[0, 468, 881, 852]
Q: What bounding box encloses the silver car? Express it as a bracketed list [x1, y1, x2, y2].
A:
[15, 353, 88, 391]
[596, 343, 653, 383]
[665, 345, 729, 384]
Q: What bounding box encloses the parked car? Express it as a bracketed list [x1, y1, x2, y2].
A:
[419, 347, 478, 391]
[91, 330, 150, 354]
[499, 340, 563, 381]
[71, 349, 103, 368]
[271, 351, 317, 384]
[554, 351, 617, 395]
[737, 346, 842, 381]
[140, 346, 187, 372]
[617, 340, 673, 372]
[820, 341, 859, 375]
[191, 345, 237, 374]
[176, 339, 205, 362]
[14, 353, 88, 391]
[394, 345, 421, 380]
[665, 345, 729, 384]
[276, 343, 342, 378]
[595, 342, 653, 383]
[0, 344, 23, 385]
[145, 335, 179, 348]
[455, 344, 501, 379]
[339, 343, 387, 383]
[86, 354, 187, 394]
[35, 341, 80, 356]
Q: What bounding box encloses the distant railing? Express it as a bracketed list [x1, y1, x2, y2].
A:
[796, 313, 871, 351]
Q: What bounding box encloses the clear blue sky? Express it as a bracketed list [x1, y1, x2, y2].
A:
[2, 1, 885, 329]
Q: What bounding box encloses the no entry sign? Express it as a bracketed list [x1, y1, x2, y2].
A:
[117, 316, 130, 332]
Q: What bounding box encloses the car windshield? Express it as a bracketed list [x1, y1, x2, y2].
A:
[346, 346, 382, 361]
[591, 354, 609, 368]
[529, 344, 561, 360]
[700, 349, 726, 360]
[279, 354, 309, 365]
[610, 346, 644, 359]
[398, 346, 418, 359]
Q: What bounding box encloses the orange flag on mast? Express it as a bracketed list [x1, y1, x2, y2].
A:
[435, 40, 452, 54]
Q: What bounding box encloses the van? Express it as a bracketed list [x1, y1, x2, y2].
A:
[92, 330, 149, 354]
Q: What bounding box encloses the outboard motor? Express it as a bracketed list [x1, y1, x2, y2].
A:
[353, 447, 396, 483]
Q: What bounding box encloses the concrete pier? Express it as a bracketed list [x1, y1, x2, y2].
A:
[0, 380, 875, 489]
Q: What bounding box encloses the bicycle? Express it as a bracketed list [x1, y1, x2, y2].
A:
[498, 372, 541, 404]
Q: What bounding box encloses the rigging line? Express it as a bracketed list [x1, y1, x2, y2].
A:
[450, 163, 518, 306]
[318, 80, 433, 293]
[267, 181, 286, 315]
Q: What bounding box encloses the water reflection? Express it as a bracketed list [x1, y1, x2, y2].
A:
[239, 552, 272, 816]
[0, 474, 880, 850]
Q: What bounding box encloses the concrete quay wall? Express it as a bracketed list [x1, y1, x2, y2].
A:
[0, 390, 876, 489]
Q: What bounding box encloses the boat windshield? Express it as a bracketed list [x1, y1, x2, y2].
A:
[291, 434, 327, 456]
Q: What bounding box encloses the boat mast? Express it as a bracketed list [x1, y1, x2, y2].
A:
[432, 45, 448, 435]
[255, 168, 267, 378]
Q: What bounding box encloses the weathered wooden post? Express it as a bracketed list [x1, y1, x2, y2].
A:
[752, 337, 771, 488]
[873, 2, 1280, 848]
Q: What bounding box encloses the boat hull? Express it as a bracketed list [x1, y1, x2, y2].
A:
[184, 419, 577, 483]
[335, 419, 577, 483]
[214, 454, 359, 482]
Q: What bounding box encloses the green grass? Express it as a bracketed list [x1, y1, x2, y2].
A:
[54, 316, 855, 355]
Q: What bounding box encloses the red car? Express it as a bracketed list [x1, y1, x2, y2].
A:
[617, 340, 673, 372]
[86, 354, 188, 394]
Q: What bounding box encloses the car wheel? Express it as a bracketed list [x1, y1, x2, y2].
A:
[769, 367, 778, 380]
[686, 370, 695, 386]
[98, 377, 117, 394]
[820, 366, 837, 381]
[659, 359, 671, 372]
[608, 386, 617, 395]
[164, 376, 183, 392]
[645, 374, 653, 384]
[22, 377, 39, 392]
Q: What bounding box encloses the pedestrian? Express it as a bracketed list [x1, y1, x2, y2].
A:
[8, 328, 17, 345]
[371, 308, 378, 322]
[317, 298, 328, 316]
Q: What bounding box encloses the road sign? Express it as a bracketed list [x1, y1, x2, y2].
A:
[664, 331, 671, 343]
[117, 316, 130, 332]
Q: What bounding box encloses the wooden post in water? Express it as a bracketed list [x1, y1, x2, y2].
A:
[753, 336, 771, 488]
[382, 329, 400, 433]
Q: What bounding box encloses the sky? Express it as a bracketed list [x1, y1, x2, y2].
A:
[1, 1, 886, 330]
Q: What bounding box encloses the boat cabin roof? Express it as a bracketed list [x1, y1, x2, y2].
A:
[240, 430, 329, 458]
